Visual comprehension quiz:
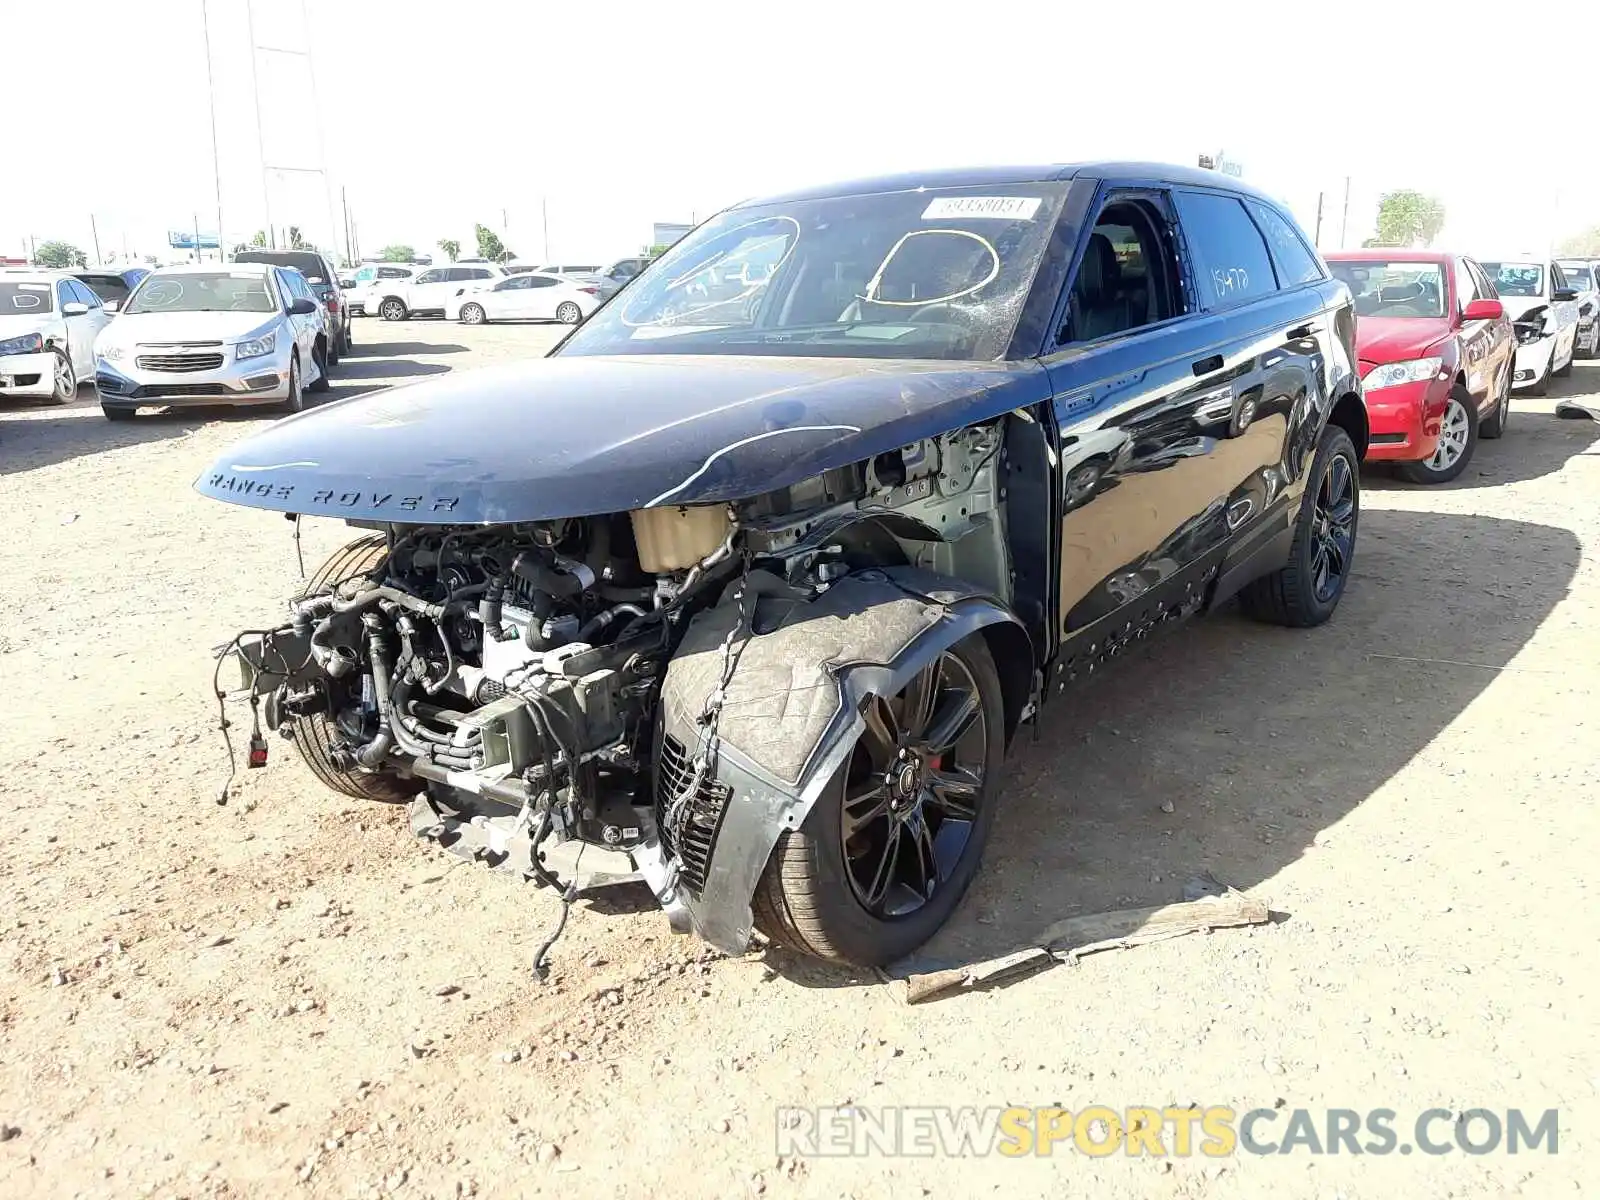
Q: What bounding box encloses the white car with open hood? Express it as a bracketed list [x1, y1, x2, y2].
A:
[1555, 259, 1600, 358]
[1479, 257, 1579, 395]
[93, 263, 332, 420]
[0, 270, 112, 403]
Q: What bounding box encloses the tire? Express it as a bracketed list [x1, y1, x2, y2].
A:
[1238, 424, 1359, 628]
[342, 324, 354, 355]
[308, 343, 331, 393]
[101, 403, 135, 422]
[1526, 357, 1550, 396]
[287, 535, 415, 804]
[460, 303, 487, 326]
[1398, 386, 1477, 484]
[555, 301, 583, 325]
[1556, 340, 1574, 377]
[279, 356, 304, 414]
[753, 634, 1005, 967]
[50, 350, 76, 405]
[1480, 363, 1511, 439]
[380, 297, 409, 322]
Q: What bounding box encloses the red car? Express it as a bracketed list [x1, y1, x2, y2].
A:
[1325, 251, 1515, 483]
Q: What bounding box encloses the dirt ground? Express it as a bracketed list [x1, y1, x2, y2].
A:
[3, 318, 1598, 1199]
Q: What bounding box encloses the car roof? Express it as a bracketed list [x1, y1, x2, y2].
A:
[148, 261, 277, 275]
[732, 161, 1287, 208]
[1324, 249, 1456, 263]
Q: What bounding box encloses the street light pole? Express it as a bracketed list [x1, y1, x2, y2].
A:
[201, 0, 226, 261]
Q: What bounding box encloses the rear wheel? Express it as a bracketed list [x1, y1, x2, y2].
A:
[1399, 388, 1476, 483]
[555, 301, 583, 325]
[1238, 424, 1358, 628]
[754, 634, 1004, 967]
[288, 535, 416, 804]
[308, 342, 331, 393]
[1480, 364, 1511, 439]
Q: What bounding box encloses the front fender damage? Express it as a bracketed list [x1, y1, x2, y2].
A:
[658, 566, 1029, 955]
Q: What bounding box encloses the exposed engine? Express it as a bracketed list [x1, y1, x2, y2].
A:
[223, 421, 1008, 966]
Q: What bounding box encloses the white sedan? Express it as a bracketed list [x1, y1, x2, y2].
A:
[446, 272, 600, 325]
[0, 271, 112, 403]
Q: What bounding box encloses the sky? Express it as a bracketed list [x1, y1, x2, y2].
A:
[3, 0, 1596, 265]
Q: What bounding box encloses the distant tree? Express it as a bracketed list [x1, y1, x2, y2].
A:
[1557, 226, 1600, 256]
[287, 226, 314, 250]
[474, 224, 513, 263]
[437, 238, 461, 262]
[251, 230, 267, 246]
[644, 243, 673, 256]
[34, 241, 87, 268]
[380, 244, 416, 262]
[1366, 190, 1446, 248]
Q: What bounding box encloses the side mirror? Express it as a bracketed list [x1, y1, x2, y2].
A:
[1553, 288, 1579, 302]
[339, 279, 355, 289]
[104, 300, 120, 313]
[1462, 298, 1504, 322]
[287, 297, 317, 316]
[62, 301, 89, 316]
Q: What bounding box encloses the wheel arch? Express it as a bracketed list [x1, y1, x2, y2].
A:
[1328, 389, 1369, 460]
[659, 565, 1033, 954]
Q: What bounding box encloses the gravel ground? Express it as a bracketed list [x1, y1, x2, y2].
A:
[2, 318, 1598, 1199]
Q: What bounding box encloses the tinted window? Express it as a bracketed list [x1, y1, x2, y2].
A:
[76, 274, 131, 306]
[1175, 191, 1277, 307]
[379, 266, 410, 279]
[415, 269, 446, 285]
[529, 275, 559, 288]
[234, 250, 330, 283]
[1061, 198, 1183, 344]
[75, 281, 103, 307]
[0, 282, 53, 313]
[1246, 202, 1321, 287]
[1467, 259, 1497, 300]
[466, 268, 495, 280]
[1559, 263, 1595, 290]
[494, 277, 529, 291]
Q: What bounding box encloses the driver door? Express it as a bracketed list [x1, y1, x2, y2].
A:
[524, 275, 562, 318]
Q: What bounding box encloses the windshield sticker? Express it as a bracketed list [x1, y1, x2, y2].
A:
[922, 196, 1041, 221]
[17, 283, 49, 291]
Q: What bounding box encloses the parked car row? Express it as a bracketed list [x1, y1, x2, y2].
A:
[1324, 249, 1595, 483]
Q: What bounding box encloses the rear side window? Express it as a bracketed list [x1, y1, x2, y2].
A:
[1246, 201, 1322, 287]
[1175, 191, 1277, 308]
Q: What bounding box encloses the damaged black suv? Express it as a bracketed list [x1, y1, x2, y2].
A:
[200, 162, 1365, 968]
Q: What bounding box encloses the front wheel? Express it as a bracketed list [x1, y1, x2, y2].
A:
[555, 301, 583, 325]
[753, 634, 1005, 967]
[1556, 337, 1575, 377]
[1398, 387, 1476, 483]
[460, 303, 487, 325]
[279, 356, 304, 414]
[51, 350, 76, 404]
[379, 298, 409, 322]
[287, 536, 416, 804]
[308, 343, 331, 393]
[1238, 424, 1359, 628]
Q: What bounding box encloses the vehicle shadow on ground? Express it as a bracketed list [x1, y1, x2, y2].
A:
[765, 509, 1580, 990]
[346, 340, 469, 356]
[0, 388, 190, 477]
[1364, 385, 1600, 492]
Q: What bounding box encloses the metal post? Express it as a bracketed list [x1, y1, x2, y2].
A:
[245, 0, 273, 250]
[1339, 176, 1351, 248]
[201, 0, 226, 262]
[1313, 193, 1324, 248]
[90, 214, 102, 264]
[342, 188, 353, 267]
[541, 197, 549, 262]
[298, 0, 341, 257]
[195, 214, 203, 263]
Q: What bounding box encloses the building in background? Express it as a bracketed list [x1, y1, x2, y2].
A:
[651, 222, 693, 249]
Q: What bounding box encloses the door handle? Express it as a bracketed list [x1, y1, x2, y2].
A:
[1288, 323, 1316, 339]
[1191, 354, 1224, 376]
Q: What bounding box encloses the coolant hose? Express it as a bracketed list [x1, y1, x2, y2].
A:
[577, 603, 648, 642]
[354, 625, 394, 768]
[479, 576, 512, 642]
[511, 552, 584, 597]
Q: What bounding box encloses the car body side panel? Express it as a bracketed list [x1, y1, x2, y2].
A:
[1040, 284, 1338, 638]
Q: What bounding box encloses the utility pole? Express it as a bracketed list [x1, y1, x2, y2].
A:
[342, 187, 354, 267]
[541, 197, 549, 262]
[194, 213, 203, 263]
[1339, 176, 1351, 248]
[201, 0, 225, 261]
[1313, 193, 1324, 248]
[89, 214, 102, 263]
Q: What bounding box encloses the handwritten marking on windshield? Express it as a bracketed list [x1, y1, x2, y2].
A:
[645, 424, 863, 507]
[229, 461, 320, 472]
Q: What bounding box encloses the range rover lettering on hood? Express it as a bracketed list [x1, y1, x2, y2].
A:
[193, 354, 1050, 523]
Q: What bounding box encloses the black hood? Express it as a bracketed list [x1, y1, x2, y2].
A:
[194, 355, 1050, 523]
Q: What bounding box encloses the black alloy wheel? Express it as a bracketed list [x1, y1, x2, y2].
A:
[1309, 449, 1356, 603]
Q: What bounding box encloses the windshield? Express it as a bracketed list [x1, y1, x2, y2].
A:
[124, 272, 276, 315]
[1481, 262, 1544, 297]
[1558, 264, 1594, 290]
[557, 182, 1069, 360]
[0, 281, 54, 315]
[1329, 260, 1446, 318]
[233, 251, 328, 284]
